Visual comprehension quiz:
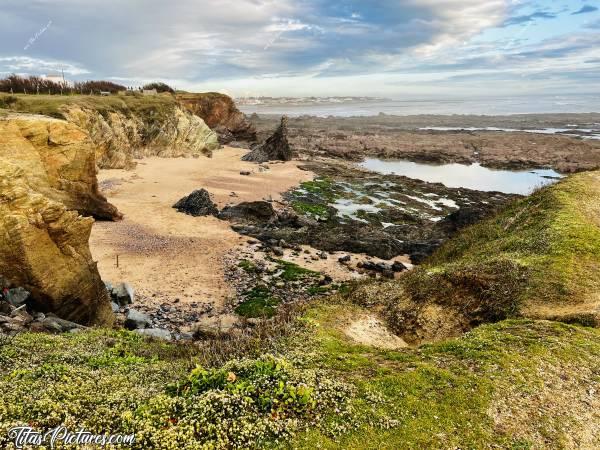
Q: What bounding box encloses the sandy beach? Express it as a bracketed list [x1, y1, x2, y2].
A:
[90, 147, 314, 312]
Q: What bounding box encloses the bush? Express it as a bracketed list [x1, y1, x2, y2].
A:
[142, 82, 175, 94]
[131, 355, 356, 448]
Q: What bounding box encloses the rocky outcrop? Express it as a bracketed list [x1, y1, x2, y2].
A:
[242, 117, 292, 163]
[177, 92, 256, 144]
[0, 114, 120, 220]
[62, 104, 219, 169]
[0, 157, 113, 325]
[173, 189, 219, 217]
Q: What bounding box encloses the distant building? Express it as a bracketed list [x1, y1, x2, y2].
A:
[100, 91, 111, 96]
[143, 89, 158, 96]
[44, 73, 70, 86]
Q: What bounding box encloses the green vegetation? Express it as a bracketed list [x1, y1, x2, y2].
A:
[238, 259, 259, 273]
[235, 286, 281, 318]
[351, 171, 600, 343]
[273, 259, 320, 281]
[1, 301, 598, 449]
[0, 92, 178, 120]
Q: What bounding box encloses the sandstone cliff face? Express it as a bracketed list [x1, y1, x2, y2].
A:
[0, 157, 113, 326]
[176, 93, 256, 143]
[62, 104, 220, 169]
[0, 114, 120, 220]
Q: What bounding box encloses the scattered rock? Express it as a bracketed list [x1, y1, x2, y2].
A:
[135, 328, 172, 340]
[173, 189, 219, 217]
[5, 287, 29, 307]
[106, 282, 135, 306]
[338, 255, 351, 263]
[240, 170, 252, 176]
[124, 309, 152, 330]
[318, 251, 328, 260]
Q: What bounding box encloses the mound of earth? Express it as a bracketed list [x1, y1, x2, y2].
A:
[349, 170, 600, 344]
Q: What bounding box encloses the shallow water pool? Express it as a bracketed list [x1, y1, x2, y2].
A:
[359, 159, 563, 195]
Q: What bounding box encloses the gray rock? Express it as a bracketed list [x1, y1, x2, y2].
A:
[135, 328, 172, 340]
[107, 282, 135, 306]
[318, 251, 328, 260]
[271, 247, 284, 257]
[110, 302, 120, 313]
[124, 309, 151, 330]
[43, 314, 85, 332]
[240, 170, 251, 176]
[338, 255, 351, 263]
[218, 201, 277, 222]
[6, 287, 29, 307]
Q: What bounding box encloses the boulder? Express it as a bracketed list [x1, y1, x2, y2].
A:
[173, 189, 219, 217]
[135, 328, 172, 340]
[242, 116, 292, 163]
[107, 282, 135, 306]
[124, 309, 151, 330]
[5, 287, 29, 307]
[218, 201, 277, 222]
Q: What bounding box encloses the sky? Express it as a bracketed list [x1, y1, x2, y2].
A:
[0, 0, 599, 98]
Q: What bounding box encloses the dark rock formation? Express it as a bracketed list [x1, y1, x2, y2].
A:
[242, 117, 292, 163]
[173, 189, 219, 217]
[218, 201, 277, 222]
[176, 92, 257, 143]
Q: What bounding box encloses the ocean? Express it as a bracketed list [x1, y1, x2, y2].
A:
[238, 94, 600, 117]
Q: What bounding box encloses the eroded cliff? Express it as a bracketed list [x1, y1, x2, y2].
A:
[62, 103, 219, 169]
[177, 92, 256, 143]
[0, 114, 116, 325]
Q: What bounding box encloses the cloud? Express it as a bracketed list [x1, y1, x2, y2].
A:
[503, 11, 556, 26]
[572, 5, 599, 15]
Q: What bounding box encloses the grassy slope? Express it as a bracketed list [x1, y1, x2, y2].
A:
[1, 303, 599, 449]
[351, 170, 600, 344]
[0, 92, 179, 120]
[428, 169, 600, 310]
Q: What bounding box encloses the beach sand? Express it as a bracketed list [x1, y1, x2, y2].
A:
[90, 147, 314, 310]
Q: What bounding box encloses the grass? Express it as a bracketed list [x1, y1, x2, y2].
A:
[0, 92, 179, 121]
[1, 301, 598, 449]
[273, 259, 320, 281]
[235, 287, 281, 318]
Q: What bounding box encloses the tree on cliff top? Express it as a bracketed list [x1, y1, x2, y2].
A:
[143, 82, 175, 94]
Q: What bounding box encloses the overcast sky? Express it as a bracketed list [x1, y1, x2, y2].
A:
[1, 0, 599, 98]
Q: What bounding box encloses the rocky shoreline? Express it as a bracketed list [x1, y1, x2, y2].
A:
[250, 113, 600, 173]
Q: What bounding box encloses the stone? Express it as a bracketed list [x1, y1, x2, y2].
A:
[338, 255, 351, 263]
[0, 114, 121, 220]
[110, 302, 120, 313]
[392, 261, 408, 272]
[135, 328, 172, 340]
[108, 282, 135, 306]
[43, 314, 86, 331]
[242, 116, 292, 163]
[218, 201, 277, 222]
[173, 189, 219, 217]
[318, 251, 328, 260]
[5, 287, 29, 307]
[0, 301, 14, 315]
[272, 247, 284, 257]
[240, 170, 251, 176]
[124, 309, 152, 330]
[192, 314, 239, 338]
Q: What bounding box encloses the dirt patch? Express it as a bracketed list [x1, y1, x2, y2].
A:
[344, 315, 408, 350]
